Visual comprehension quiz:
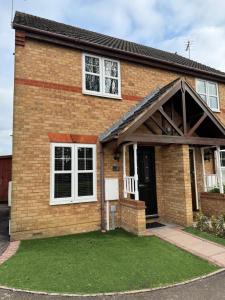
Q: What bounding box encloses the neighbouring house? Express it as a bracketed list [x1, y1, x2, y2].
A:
[11, 11, 225, 240]
[0, 155, 12, 203]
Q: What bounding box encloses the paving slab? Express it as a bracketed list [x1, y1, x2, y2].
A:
[150, 226, 225, 267]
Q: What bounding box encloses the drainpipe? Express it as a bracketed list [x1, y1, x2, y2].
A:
[100, 142, 106, 232]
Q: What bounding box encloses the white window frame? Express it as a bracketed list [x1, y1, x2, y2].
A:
[50, 143, 97, 205]
[82, 53, 121, 99]
[196, 79, 220, 112]
[75, 144, 97, 203]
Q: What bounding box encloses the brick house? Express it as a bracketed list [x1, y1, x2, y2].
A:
[11, 11, 225, 240]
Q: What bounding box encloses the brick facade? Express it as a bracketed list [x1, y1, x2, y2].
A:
[11, 36, 225, 240]
[155, 145, 193, 226]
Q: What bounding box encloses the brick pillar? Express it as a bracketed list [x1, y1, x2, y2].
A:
[119, 199, 146, 235]
[161, 145, 193, 226]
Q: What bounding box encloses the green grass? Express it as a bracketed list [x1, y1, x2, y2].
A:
[0, 229, 218, 294]
[185, 227, 225, 247]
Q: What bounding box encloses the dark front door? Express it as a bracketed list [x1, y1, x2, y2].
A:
[189, 149, 198, 211]
[137, 146, 158, 216]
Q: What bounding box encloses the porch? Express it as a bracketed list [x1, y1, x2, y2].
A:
[100, 78, 225, 234]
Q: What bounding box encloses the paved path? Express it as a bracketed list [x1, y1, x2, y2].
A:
[0, 270, 224, 299]
[149, 226, 225, 267]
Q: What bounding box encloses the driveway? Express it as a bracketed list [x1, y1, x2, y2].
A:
[0, 204, 9, 255]
[0, 271, 224, 300]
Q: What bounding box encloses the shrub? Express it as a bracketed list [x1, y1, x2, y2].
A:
[196, 213, 225, 238]
[209, 187, 220, 193]
[195, 212, 210, 232]
[210, 215, 218, 234]
[215, 215, 225, 238]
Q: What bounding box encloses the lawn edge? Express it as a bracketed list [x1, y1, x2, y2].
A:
[183, 227, 225, 248]
[0, 269, 224, 297]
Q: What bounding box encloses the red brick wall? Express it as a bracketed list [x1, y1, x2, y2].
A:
[0, 156, 12, 202]
[201, 192, 225, 216]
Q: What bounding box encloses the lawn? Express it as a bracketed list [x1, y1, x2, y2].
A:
[0, 229, 218, 294]
[185, 227, 225, 247]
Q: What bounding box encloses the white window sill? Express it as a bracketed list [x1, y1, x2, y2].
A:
[50, 198, 97, 206]
[83, 90, 122, 100]
[211, 109, 220, 113]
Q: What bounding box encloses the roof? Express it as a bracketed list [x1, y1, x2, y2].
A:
[13, 11, 225, 80]
[100, 78, 180, 142]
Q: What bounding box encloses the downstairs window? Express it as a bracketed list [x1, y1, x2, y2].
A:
[50, 143, 96, 205]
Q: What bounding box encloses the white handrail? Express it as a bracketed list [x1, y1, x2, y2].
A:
[204, 174, 219, 191]
[124, 176, 135, 195]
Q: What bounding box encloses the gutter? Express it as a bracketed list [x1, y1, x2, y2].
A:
[13, 22, 225, 84]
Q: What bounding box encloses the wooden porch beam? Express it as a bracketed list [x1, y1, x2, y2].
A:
[158, 107, 184, 136]
[181, 80, 187, 134]
[122, 133, 225, 146]
[143, 122, 156, 134]
[150, 116, 168, 135]
[187, 113, 207, 137]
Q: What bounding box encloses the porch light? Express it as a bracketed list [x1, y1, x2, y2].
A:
[114, 151, 121, 161]
[165, 127, 172, 134]
[204, 150, 212, 161]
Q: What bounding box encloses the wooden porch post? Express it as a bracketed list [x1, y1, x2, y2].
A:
[216, 146, 223, 193]
[133, 143, 139, 200]
[201, 148, 207, 192]
[123, 145, 127, 198]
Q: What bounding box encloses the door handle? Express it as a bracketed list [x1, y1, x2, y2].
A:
[139, 184, 145, 187]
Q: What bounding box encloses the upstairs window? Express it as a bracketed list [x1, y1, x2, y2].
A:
[83, 54, 121, 99]
[196, 79, 220, 112]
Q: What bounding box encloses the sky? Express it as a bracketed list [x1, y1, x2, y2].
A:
[1, 0, 225, 155]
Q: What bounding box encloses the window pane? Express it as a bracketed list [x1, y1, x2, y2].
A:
[200, 94, 207, 102]
[55, 159, 63, 171]
[197, 80, 206, 94]
[85, 56, 99, 74]
[208, 83, 217, 96]
[209, 96, 218, 109]
[221, 152, 225, 167]
[55, 147, 63, 158]
[86, 148, 93, 158]
[105, 78, 118, 94]
[64, 159, 71, 170]
[104, 60, 118, 77]
[54, 173, 71, 198]
[86, 159, 93, 170]
[78, 173, 93, 196]
[78, 148, 85, 158]
[64, 147, 71, 159]
[78, 159, 85, 170]
[85, 74, 100, 92]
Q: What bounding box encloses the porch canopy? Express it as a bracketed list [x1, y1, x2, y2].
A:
[100, 78, 225, 199]
[100, 78, 225, 147]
